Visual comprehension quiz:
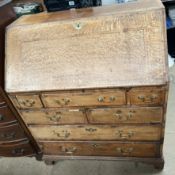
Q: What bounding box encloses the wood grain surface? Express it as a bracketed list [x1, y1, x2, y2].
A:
[39, 141, 160, 157]
[87, 107, 163, 124]
[5, 0, 168, 92]
[20, 108, 87, 125]
[29, 125, 161, 141]
[0, 141, 34, 157]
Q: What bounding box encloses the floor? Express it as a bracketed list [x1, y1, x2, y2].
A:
[0, 66, 175, 175]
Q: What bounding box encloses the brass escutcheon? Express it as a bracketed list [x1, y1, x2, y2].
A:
[73, 22, 83, 30]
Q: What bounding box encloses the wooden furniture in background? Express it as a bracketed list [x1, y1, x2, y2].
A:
[0, 3, 40, 158]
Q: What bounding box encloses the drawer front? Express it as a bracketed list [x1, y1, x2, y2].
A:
[0, 141, 34, 157]
[39, 141, 159, 158]
[29, 125, 161, 141]
[128, 87, 165, 105]
[16, 95, 43, 109]
[0, 105, 17, 125]
[42, 89, 126, 108]
[20, 109, 87, 125]
[87, 107, 163, 124]
[0, 95, 5, 106]
[0, 123, 26, 142]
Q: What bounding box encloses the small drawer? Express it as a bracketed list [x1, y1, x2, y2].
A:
[42, 89, 126, 108]
[0, 123, 26, 143]
[20, 109, 87, 125]
[29, 125, 161, 141]
[128, 87, 165, 106]
[16, 95, 43, 109]
[39, 141, 160, 158]
[0, 105, 17, 125]
[87, 107, 163, 124]
[0, 141, 34, 157]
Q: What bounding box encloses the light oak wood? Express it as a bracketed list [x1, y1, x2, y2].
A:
[15, 94, 43, 109]
[20, 108, 87, 125]
[5, 0, 168, 92]
[3, 0, 169, 168]
[42, 89, 126, 107]
[128, 87, 166, 106]
[87, 107, 163, 124]
[39, 141, 160, 158]
[29, 125, 161, 141]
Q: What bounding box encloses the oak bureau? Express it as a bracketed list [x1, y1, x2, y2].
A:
[4, 0, 169, 169]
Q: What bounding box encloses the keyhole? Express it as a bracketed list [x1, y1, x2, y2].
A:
[74, 23, 82, 30]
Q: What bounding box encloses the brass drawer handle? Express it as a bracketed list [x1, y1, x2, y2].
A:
[61, 146, 77, 154]
[138, 95, 145, 102]
[138, 94, 158, 102]
[150, 95, 158, 101]
[109, 96, 116, 102]
[12, 148, 25, 155]
[98, 96, 104, 102]
[0, 114, 4, 121]
[116, 147, 134, 154]
[98, 96, 116, 102]
[113, 110, 135, 121]
[116, 130, 134, 139]
[1, 132, 16, 139]
[52, 130, 70, 139]
[20, 99, 35, 107]
[46, 112, 62, 122]
[55, 98, 70, 106]
[85, 128, 97, 132]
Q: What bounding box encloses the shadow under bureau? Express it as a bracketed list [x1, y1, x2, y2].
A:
[4, 0, 169, 170]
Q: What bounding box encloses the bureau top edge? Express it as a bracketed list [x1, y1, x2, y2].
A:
[7, 0, 164, 28]
[6, 84, 168, 95]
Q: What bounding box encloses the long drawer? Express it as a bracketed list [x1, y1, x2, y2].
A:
[0, 123, 26, 143]
[29, 125, 161, 141]
[87, 107, 163, 124]
[41, 89, 126, 108]
[0, 141, 34, 157]
[39, 141, 160, 158]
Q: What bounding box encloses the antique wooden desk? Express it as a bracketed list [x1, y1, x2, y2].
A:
[2, 0, 169, 169]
